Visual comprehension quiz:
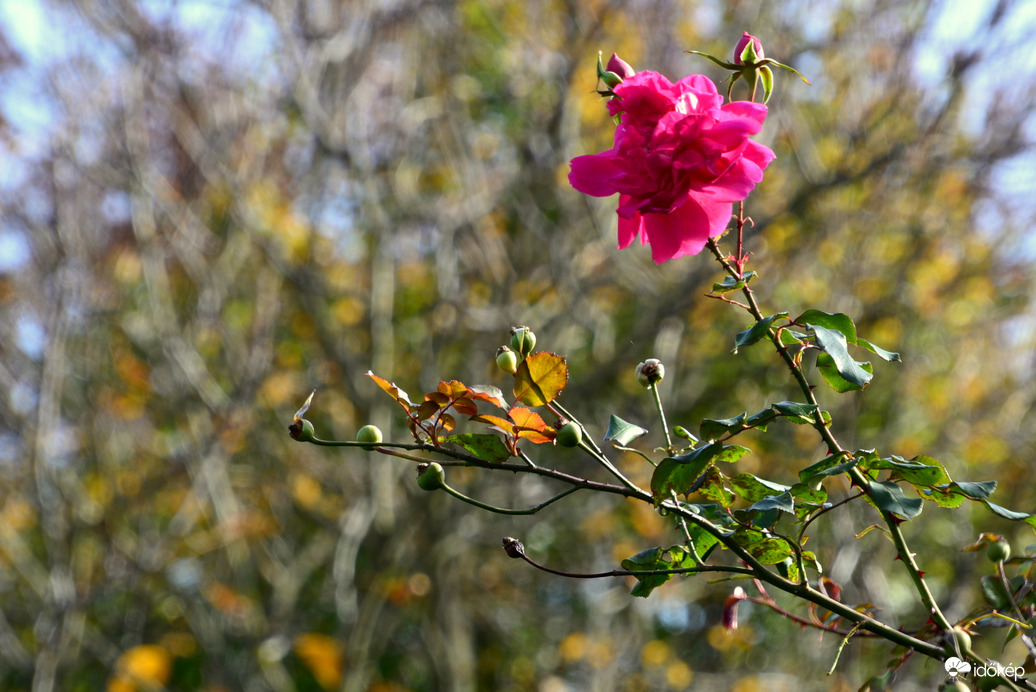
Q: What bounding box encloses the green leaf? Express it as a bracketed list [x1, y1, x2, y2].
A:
[698, 467, 735, 507]
[730, 473, 791, 503]
[621, 547, 670, 598]
[650, 443, 722, 504]
[984, 501, 1036, 527]
[812, 325, 873, 390]
[920, 486, 967, 508]
[440, 433, 511, 463]
[672, 426, 698, 444]
[955, 481, 998, 498]
[815, 352, 873, 393]
[710, 271, 757, 294]
[771, 401, 819, 424]
[731, 528, 794, 565]
[604, 415, 648, 447]
[745, 408, 779, 430]
[857, 337, 901, 363]
[715, 445, 751, 464]
[980, 575, 1025, 610]
[780, 329, 810, 345]
[798, 453, 855, 483]
[864, 455, 950, 486]
[865, 480, 923, 520]
[621, 546, 697, 598]
[732, 313, 788, 354]
[700, 413, 747, 442]
[745, 492, 795, 515]
[796, 310, 858, 343]
[513, 352, 568, 406]
[919, 480, 996, 507]
[790, 482, 828, 505]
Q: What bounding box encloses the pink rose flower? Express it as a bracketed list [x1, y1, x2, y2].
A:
[569, 71, 775, 263]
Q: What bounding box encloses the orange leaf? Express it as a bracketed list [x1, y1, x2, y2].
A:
[467, 384, 507, 409]
[437, 380, 470, 398]
[366, 371, 415, 408]
[415, 401, 440, 421]
[513, 352, 568, 406]
[508, 406, 548, 432]
[517, 429, 555, 444]
[438, 413, 457, 432]
[424, 391, 450, 406]
[471, 414, 516, 433]
[451, 399, 479, 416]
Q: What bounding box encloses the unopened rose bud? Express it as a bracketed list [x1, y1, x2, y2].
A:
[606, 53, 635, 80]
[635, 359, 665, 388]
[597, 51, 635, 90]
[496, 345, 518, 374]
[510, 325, 536, 358]
[734, 32, 764, 64]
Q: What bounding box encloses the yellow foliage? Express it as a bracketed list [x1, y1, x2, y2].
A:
[258, 371, 303, 409]
[1, 497, 36, 533]
[628, 500, 665, 540]
[291, 473, 323, 509]
[587, 637, 614, 669]
[293, 632, 344, 690]
[640, 639, 671, 667]
[108, 644, 172, 692]
[664, 660, 693, 689]
[706, 623, 754, 653]
[160, 632, 197, 657]
[558, 631, 588, 662]
[330, 296, 366, 327]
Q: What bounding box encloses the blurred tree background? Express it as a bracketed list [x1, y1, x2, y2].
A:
[0, 0, 1034, 690]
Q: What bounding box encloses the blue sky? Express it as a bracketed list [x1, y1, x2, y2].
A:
[0, 0, 1033, 278]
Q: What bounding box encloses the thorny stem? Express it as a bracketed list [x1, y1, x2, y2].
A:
[293, 428, 961, 664]
[705, 231, 956, 636]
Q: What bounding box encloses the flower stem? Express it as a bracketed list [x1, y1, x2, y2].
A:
[650, 383, 674, 455]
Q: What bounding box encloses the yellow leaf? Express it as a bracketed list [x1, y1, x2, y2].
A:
[513, 352, 568, 406]
[109, 644, 171, 692]
[293, 633, 343, 690]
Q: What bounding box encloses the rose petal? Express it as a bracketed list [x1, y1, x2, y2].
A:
[569, 153, 622, 197]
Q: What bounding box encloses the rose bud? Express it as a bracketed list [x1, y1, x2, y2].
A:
[734, 32, 764, 64]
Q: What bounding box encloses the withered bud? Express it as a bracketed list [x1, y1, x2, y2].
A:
[635, 358, 665, 388]
[502, 536, 526, 559]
